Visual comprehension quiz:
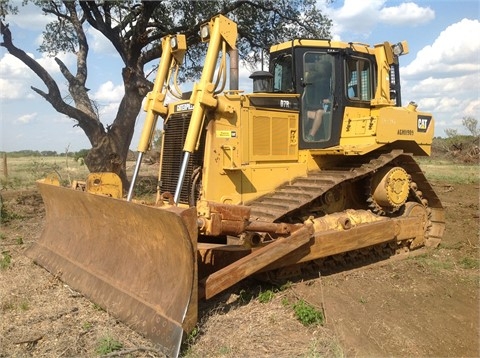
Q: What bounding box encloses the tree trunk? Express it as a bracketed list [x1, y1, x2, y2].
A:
[85, 136, 127, 185]
[84, 83, 145, 190]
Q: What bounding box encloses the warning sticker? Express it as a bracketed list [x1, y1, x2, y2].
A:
[216, 130, 237, 138]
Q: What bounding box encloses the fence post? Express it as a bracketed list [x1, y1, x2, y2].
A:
[2, 152, 7, 179]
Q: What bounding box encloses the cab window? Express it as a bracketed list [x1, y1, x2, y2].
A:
[272, 54, 293, 92]
[346, 57, 373, 101]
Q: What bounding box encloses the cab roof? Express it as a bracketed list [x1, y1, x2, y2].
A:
[270, 39, 381, 56]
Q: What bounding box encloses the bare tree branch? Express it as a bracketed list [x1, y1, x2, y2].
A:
[79, 1, 127, 63]
[0, 20, 103, 142]
[60, 1, 98, 118]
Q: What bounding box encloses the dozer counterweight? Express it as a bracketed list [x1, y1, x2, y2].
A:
[28, 15, 444, 357]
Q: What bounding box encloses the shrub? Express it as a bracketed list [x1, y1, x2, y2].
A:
[1, 251, 12, 270]
[258, 289, 275, 303]
[96, 336, 123, 355]
[459, 257, 479, 269]
[293, 300, 324, 326]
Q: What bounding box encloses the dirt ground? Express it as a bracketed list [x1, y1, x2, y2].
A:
[0, 181, 478, 357]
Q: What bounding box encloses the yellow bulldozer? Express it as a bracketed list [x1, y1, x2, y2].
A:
[27, 15, 445, 357]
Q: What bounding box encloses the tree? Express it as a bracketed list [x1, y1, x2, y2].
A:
[435, 116, 480, 162]
[462, 116, 479, 137]
[0, 0, 332, 188]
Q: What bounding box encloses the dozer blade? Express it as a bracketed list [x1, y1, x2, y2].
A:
[27, 181, 198, 358]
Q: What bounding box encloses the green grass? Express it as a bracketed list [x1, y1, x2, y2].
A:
[1, 156, 90, 190]
[218, 346, 232, 355]
[258, 289, 275, 303]
[416, 158, 479, 184]
[1, 297, 30, 312]
[2, 155, 477, 193]
[82, 321, 93, 331]
[0, 251, 12, 270]
[458, 257, 480, 269]
[96, 336, 123, 355]
[238, 289, 254, 303]
[1, 300, 15, 311]
[1, 204, 22, 224]
[293, 299, 324, 326]
[92, 303, 104, 311]
[1, 155, 160, 201]
[303, 337, 345, 358]
[19, 299, 30, 311]
[410, 253, 454, 271]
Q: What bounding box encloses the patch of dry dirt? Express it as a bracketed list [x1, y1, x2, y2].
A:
[1, 182, 479, 357]
[290, 181, 480, 358]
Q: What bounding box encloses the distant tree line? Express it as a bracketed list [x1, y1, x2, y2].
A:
[3, 118, 477, 165]
[432, 116, 479, 163]
[0, 149, 90, 160]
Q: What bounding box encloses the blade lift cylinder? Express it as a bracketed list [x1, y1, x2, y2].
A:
[173, 15, 238, 204]
[127, 34, 187, 201]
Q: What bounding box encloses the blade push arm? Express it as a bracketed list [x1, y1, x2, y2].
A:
[127, 34, 187, 201]
[174, 15, 238, 204]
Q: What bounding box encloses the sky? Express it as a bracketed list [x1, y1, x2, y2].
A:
[0, 0, 479, 152]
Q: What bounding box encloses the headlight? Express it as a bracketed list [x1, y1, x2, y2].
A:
[392, 41, 409, 56]
[170, 36, 178, 49]
[200, 24, 210, 41]
[392, 42, 404, 56]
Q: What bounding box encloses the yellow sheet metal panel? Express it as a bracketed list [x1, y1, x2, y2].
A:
[376, 106, 434, 150]
[340, 106, 377, 138]
[249, 110, 298, 162]
[86, 172, 123, 198]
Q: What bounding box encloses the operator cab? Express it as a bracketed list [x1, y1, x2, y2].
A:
[269, 42, 379, 149]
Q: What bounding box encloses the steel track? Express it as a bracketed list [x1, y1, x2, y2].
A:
[246, 149, 445, 245]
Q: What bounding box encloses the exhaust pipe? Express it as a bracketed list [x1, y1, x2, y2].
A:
[229, 48, 239, 90]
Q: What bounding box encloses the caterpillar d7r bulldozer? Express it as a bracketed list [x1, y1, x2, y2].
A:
[27, 14, 445, 357]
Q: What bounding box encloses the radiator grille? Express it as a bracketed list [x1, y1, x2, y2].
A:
[160, 112, 205, 205]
